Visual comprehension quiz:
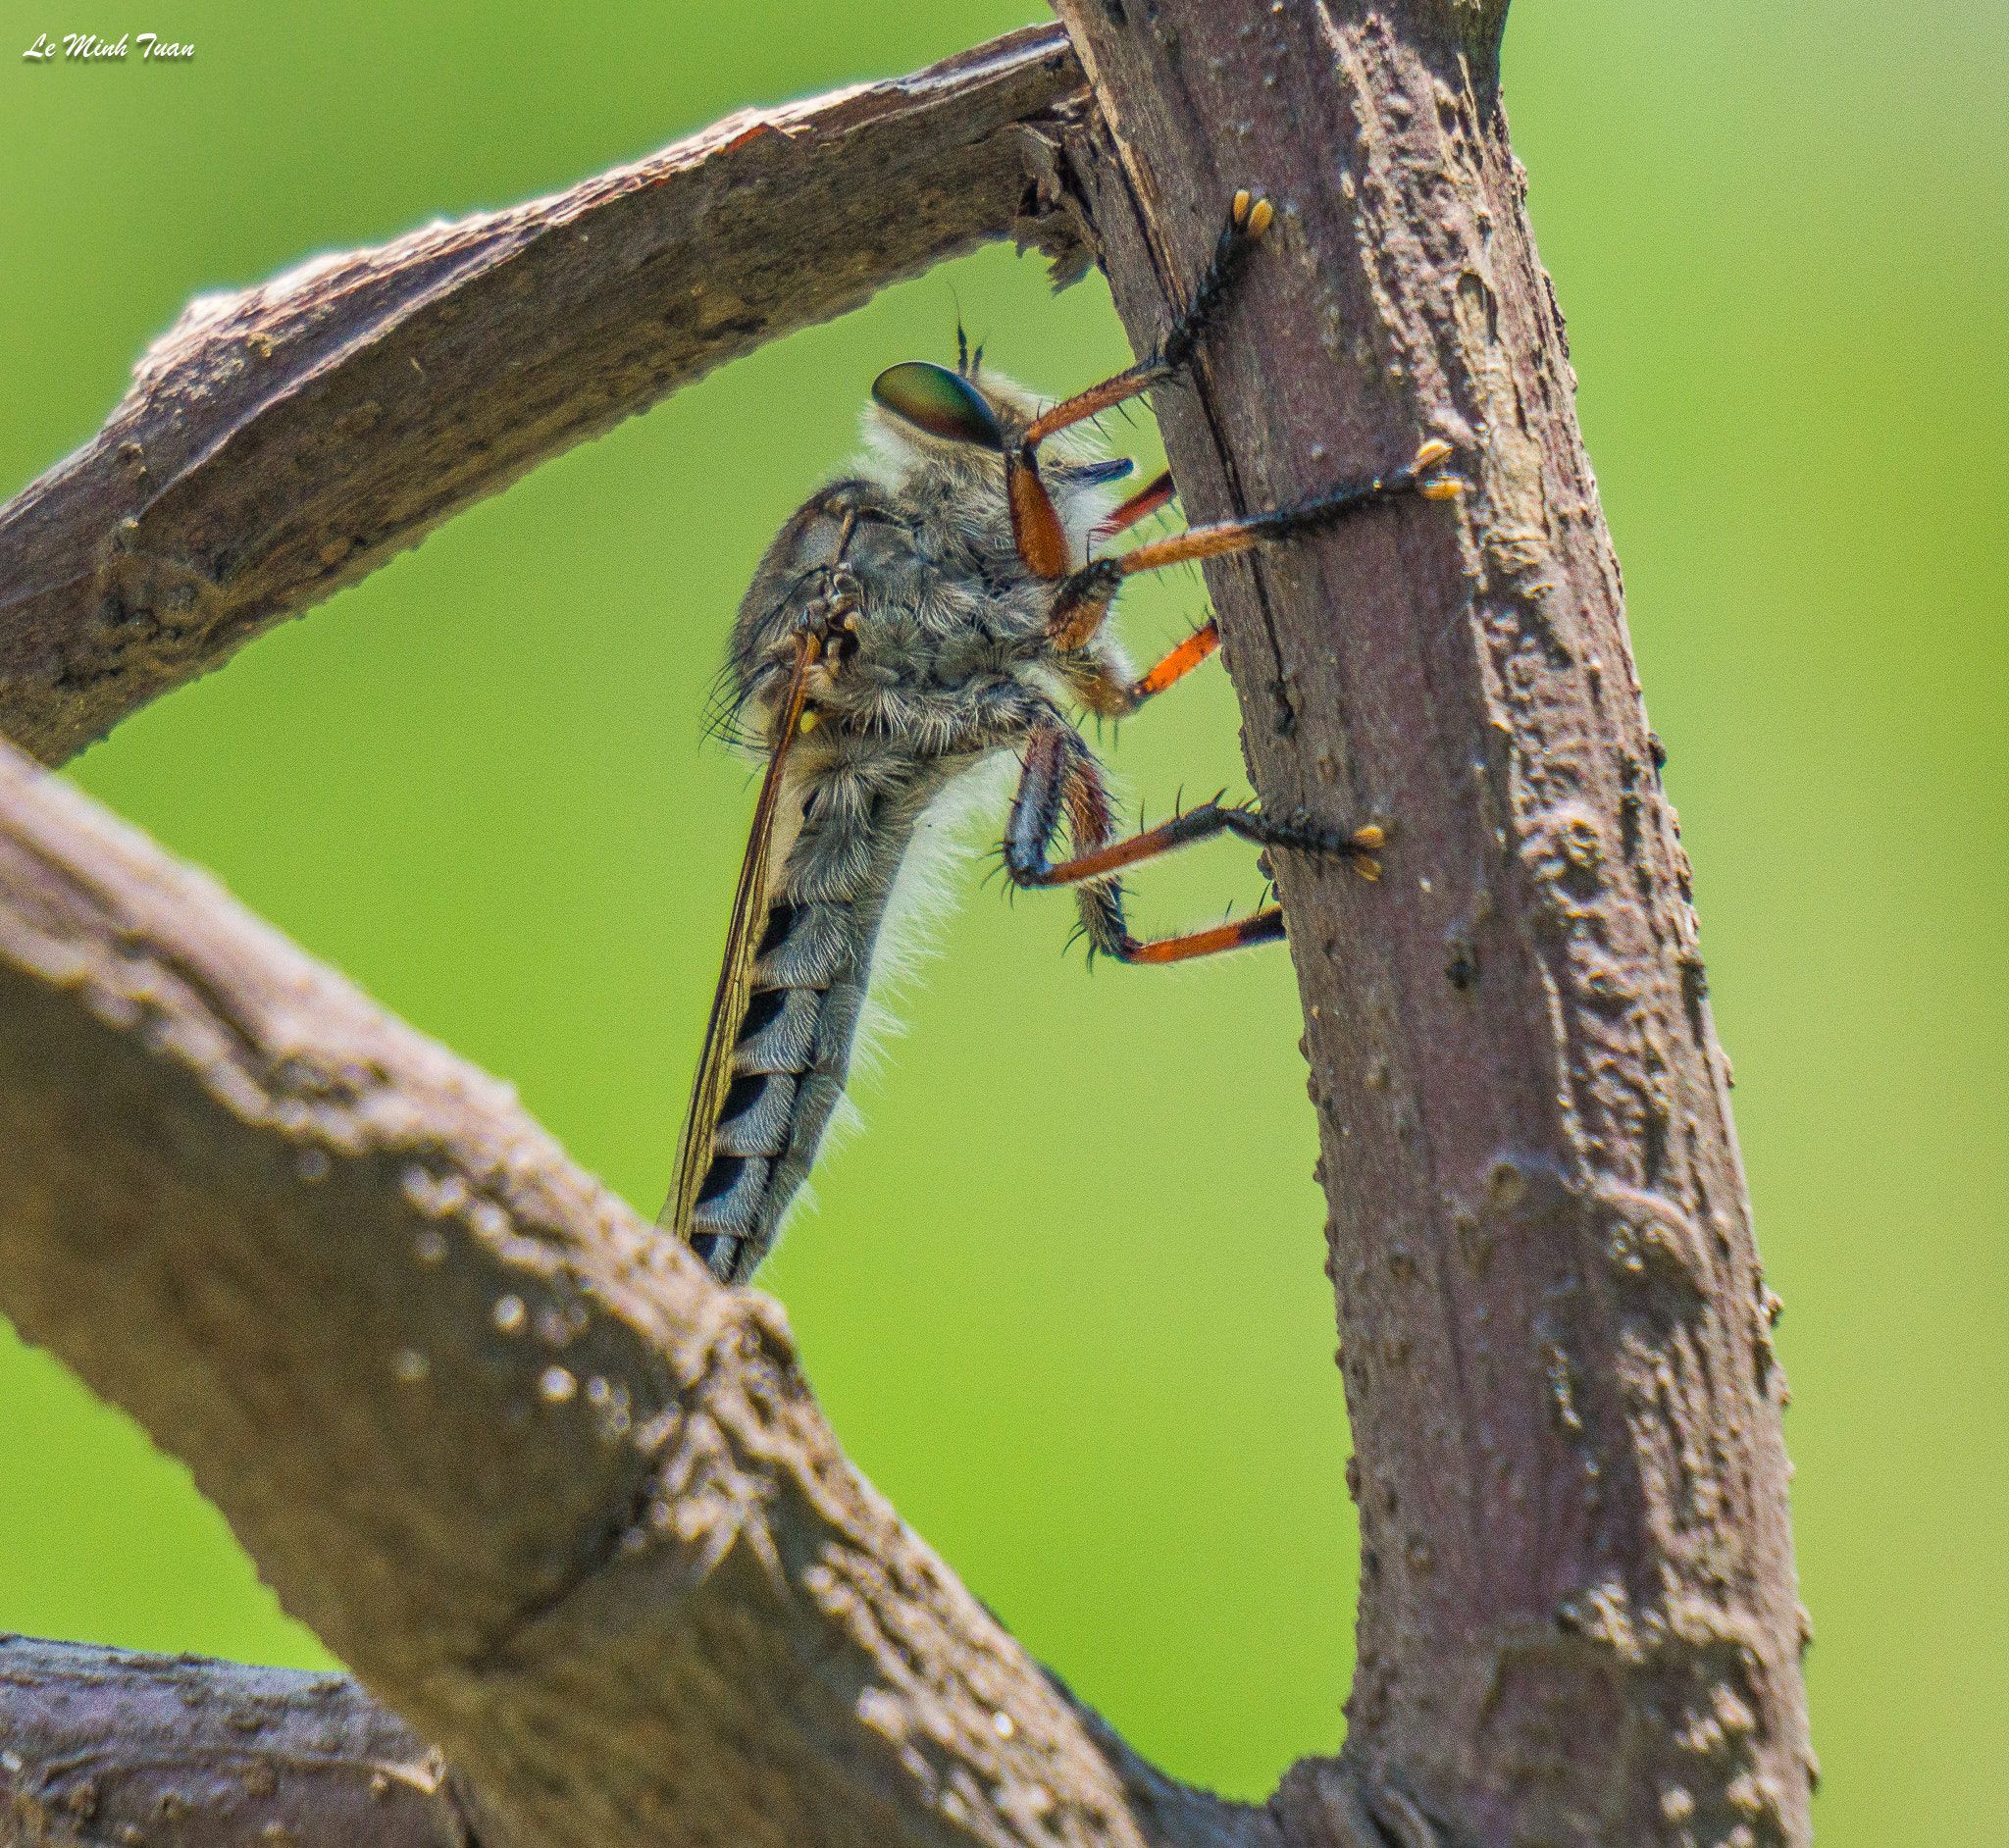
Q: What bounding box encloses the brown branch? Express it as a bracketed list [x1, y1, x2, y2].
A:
[0, 10, 1817, 1843]
[0, 738, 1284, 1848]
[0, 1638, 488, 1848]
[1048, 2, 1813, 1842]
[0, 25, 1088, 769]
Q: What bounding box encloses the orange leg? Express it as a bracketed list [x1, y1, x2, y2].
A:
[1007, 194, 1274, 580]
[1091, 469, 1177, 544]
[1004, 727, 1381, 965]
[1114, 910, 1289, 964]
[1132, 619, 1220, 700]
[1062, 619, 1219, 721]
[1048, 440, 1461, 650]
[1021, 791, 1382, 889]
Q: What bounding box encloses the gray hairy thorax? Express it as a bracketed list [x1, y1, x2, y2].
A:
[687, 415, 1126, 1279]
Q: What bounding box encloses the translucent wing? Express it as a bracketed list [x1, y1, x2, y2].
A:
[662, 636, 817, 1242]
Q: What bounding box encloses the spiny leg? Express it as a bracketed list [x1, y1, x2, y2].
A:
[1062, 469, 1217, 719]
[1090, 469, 1177, 544]
[1009, 192, 1274, 579]
[1054, 437, 1460, 715]
[1048, 439, 1461, 651]
[1023, 193, 1275, 449]
[1004, 727, 1382, 966]
[1026, 788, 1385, 889]
[1063, 618, 1221, 720]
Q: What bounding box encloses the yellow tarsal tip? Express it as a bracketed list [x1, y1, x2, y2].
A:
[1414, 437, 1452, 468]
[1232, 188, 1252, 225]
[1248, 197, 1274, 237]
[1351, 825, 1385, 850]
[798, 709, 819, 734]
[1353, 856, 1383, 883]
[1420, 478, 1465, 500]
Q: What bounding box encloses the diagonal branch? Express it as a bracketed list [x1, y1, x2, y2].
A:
[0, 7, 1815, 1844]
[0, 737, 1283, 1848]
[0, 25, 1089, 769]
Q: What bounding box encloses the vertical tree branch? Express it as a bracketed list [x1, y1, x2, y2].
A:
[1050, 3, 1813, 1841]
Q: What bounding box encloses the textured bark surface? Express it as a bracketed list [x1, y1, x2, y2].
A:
[0, 7, 1816, 1843]
[0, 25, 1089, 769]
[1048, 2, 1813, 1842]
[0, 1639, 482, 1848]
[0, 743, 1281, 1848]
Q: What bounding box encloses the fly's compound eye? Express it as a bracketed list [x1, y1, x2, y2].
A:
[871, 362, 1005, 451]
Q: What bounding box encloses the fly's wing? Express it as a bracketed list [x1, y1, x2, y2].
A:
[662, 637, 817, 1242]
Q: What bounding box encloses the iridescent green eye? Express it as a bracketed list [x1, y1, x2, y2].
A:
[871, 362, 1005, 450]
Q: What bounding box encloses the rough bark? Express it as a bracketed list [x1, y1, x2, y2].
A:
[1047, 2, 1813, 1842]
[0, 1638, 484, 1848]
[0, 24, 1089, 769]
[0, 6, 1816, 1844]
[0, 743, 1280, 1848]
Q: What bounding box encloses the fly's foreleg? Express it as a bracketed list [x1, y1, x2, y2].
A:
[1008, 194, 1274, 579]
[1021, 193, 1274, 451]
[1004, 728, 1383, 965]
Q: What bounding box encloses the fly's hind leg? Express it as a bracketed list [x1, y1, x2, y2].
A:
[1005, 726, 1382, 966]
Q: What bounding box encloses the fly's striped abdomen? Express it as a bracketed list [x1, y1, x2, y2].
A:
[687, 751, 963, 1282]
[687, 897, 855, 1260]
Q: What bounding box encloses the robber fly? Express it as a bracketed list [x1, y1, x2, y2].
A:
[662, 193, 1461, 1285]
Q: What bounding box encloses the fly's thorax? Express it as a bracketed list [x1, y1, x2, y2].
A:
[725, 402, 1130, 752]
[726, 481, 902, 723]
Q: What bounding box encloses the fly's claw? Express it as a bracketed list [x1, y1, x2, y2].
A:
[1230, 802, 1385, 880]
[1411, 437, 1466, 501]
[1230, 190, 1275, 240]
[1161, 192, 1274, 377]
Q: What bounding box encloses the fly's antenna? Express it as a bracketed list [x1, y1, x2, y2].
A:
[948, 288, 986, 380]
[946, 283, 969, 375]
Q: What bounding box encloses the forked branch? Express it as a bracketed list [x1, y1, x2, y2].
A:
[0, 738, 1282, 1848]
[0, 4, 1814, 1845]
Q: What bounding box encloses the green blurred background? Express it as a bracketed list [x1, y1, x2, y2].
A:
[2, 1, 2003, 1839]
